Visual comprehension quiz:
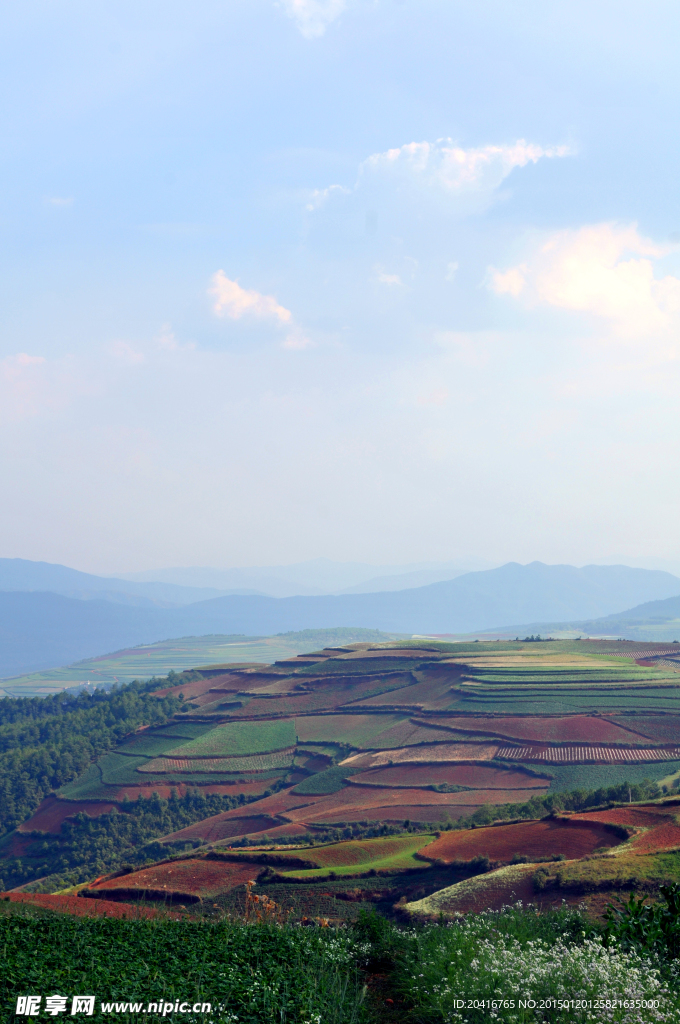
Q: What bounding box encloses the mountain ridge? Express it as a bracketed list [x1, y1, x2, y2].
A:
[2, 560, 680, 678]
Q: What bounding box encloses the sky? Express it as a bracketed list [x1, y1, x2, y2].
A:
[1, 0, 680, 576]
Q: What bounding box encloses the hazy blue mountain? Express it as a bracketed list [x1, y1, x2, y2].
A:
[2, 561, 680, 678]
[117, 557, 493, 597]
[0, 558, 261, 607]
[506, 594, 680, 642]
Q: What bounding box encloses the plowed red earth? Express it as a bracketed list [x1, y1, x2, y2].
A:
[420, 819, 621, 864]
[283, 787, 537, 822]
[350, 764, 549, 790]
[91, 859, 256, 898]
[159, 814, 283, 844]
[225, 675, 415, 717]
[569, 805, 676, 827]
[628, 824, 680, 853]
[347, 675, 457, 711]
[433, 716, 644, 744]
[364, 721, 463, 748]
[104, 778, 275, 801]
[227, 822, 311, 844]
[17, 796, 117, 834]
[154, 674, 245, 698]
[569, 803, 680, 853]
[311, 805, 480, 824]
[607, 716, 680, 743]
[1, 893, 162, 919]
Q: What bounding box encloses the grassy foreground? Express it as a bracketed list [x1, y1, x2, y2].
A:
[2, 897, 680, 1023]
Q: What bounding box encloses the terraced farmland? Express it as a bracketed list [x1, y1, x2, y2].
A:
[7, 637, 680, 917]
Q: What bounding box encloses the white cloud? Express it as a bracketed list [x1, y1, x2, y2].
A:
[46, 196, 73, 207]
[490, 223, 680, 345]
[305, 184, 351, 211]
[360, 138, 571, 196]
[111, 340, 145, 365]
[374, 266, 404, 287]
[0, 352, 45, 378]
[280, 0, 347, 39]
[209, 270, 292, 324]
[282, 328, 313, 350]
[445, 261, 459, 281]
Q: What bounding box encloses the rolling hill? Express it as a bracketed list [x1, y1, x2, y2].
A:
[2, 561, 680, 678]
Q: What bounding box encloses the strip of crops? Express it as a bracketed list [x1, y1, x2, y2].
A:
[168, 720, 297, 758]
[0, 915, 369, 1024]
[544, 760, 680, 792]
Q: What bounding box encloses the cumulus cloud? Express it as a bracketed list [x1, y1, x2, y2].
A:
[305, 183, 351, 211]
[280, 0, 347, 39]
[360, 138, 571, 196]
[282, 329, 313, 350]
[306, 138, 571, 222]
[0, 352, 91, 423]
[110, 340, 145, 365]
[209, 270, 292, 324]
[374, 267, 404, 287]
[490, 223, 680, 345]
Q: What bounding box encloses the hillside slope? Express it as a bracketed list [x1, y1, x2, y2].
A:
[3, 562, 680, 678]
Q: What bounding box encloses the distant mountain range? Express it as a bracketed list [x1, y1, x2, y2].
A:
[0, 556, 491, 604]
[2, 559, 680, 678]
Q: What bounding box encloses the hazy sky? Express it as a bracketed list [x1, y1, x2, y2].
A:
[2, 1, 680, 575]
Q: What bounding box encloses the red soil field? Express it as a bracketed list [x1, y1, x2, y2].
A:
[569, 803, 680, 853]
[627, 823, 680, 853]
[432, 715, 645, 744]
[365, 720, 462, 749]
[90, 859, 256, 899]
[347, 674, 457, 711]
[102, 778, 276, 802]
[570, 805, 675, 828]
[1, 893, 164, 919]
[159, 814, 283, 844]
[224, 674, 416, 718]
[18, 796, 118, 834]
[607, 716, 680, 743]
[349, 764, 549, 790]
[344, 742, 499, 769]
[419, 818, 622, 865]
[282, 787, 536, 823]
[222, 822, 312, 845]
[154, 674, 247, 699]
[311, 805, 479, 824]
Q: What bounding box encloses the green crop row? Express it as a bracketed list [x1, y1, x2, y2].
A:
[0, 915, 369, 1024]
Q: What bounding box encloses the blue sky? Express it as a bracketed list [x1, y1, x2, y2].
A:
[2, 0, 680, 575]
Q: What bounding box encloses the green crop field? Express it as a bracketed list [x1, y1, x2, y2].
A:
[296, 656, 427, 676]
[292, 766, 362, 794]
[295, 714, 406, 747]
[1, 628, 403, 697]
[0, 914, 368, 1024]
[542, 760, 680, 792]
[116, 735, 189, 757]
[265, 833, 436, 879]
[167, 720, 297, 757]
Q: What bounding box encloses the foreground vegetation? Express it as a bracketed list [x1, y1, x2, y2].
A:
[2, 893, 680, 1023]
[0, 909, 370, 1023]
